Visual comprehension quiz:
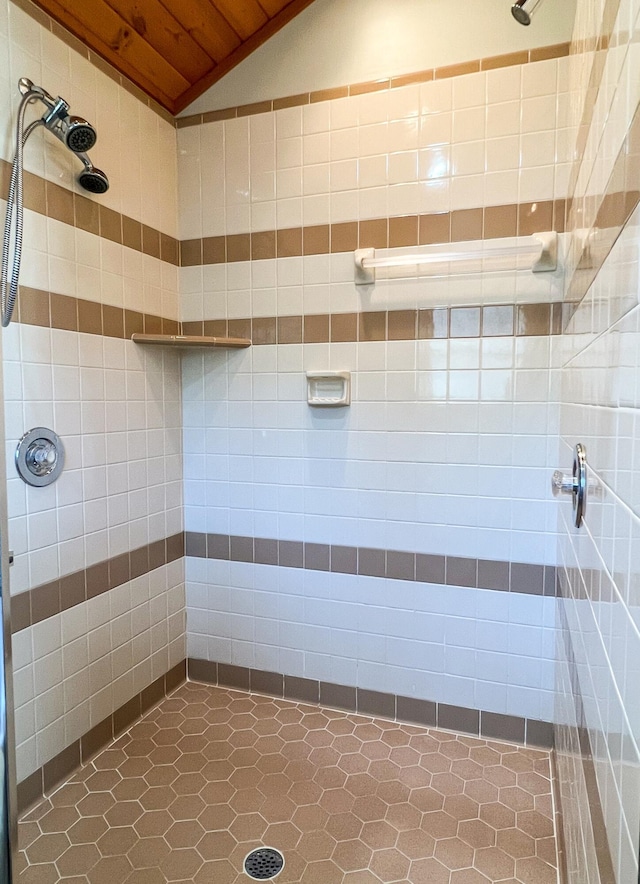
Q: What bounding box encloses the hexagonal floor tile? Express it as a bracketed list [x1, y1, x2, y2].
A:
[17, 681, 557, 883]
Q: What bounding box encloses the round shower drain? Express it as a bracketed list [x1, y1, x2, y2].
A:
[244, 847, 285, 880]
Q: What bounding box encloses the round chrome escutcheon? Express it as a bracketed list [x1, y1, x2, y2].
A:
[16, 427, 65, 487]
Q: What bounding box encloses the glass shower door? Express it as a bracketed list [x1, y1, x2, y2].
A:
[0, 546, 17, 884]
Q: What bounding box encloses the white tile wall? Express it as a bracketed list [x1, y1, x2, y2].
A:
[558, 208, 640, 884]
[182, 246, 567, 324]
[556, 0, 640, 877]
[4, 326, 183, 595]
[179, 49, 569, 725]
[16, 210, 180, 321]
[182, 336, 560, 565]
[13, 558, 185, 780]
[0, 0, 185, 780]
[177, 58, 571, 242]
[186, 557, 557, 723]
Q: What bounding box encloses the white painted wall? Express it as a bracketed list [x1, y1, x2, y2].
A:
[182, 0, 577, 115]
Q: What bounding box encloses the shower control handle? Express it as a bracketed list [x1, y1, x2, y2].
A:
[551, 471, 577, 496]
[551, 443, 587, 528]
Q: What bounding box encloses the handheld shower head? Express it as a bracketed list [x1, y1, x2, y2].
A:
[77, 153, 109, 194]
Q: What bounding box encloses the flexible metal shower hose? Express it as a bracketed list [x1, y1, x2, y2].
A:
[1, 89, 42, 328]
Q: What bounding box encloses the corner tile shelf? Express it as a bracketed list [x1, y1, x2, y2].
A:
[131, 333, 251, 349]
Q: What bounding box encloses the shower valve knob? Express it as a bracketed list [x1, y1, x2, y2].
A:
[15, 427, 65, 487]
[551, 471, 577, 496]
[551, 444, 587, 528]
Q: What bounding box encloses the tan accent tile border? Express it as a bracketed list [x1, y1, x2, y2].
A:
[183, 301, 564, 345]
[11, 533, 185, 634]
[10, 163, 180, 267]
[176, 43, 571, 128]
[188, 659, 554, 750]
[14, 286, 181, 340]
[21, 290, 564, 346]
[14, 287, 179, 338]
[180, 201, 565, 267]
[11, 0, 177, 127]
[185, 531, 558, 598]
[16, 660, 187, 815]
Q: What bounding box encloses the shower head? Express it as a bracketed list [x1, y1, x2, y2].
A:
[77, 153, 109, 194]
[18, 77, 99, 152]
[43, 106, 98, 153]
[1, 79, 109, 329]
[16, 78, 108, 193]
[59, 116, 98, 153]
[511, 0, 545, 25]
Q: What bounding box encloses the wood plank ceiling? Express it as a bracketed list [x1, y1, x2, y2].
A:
[30, 0, 318, 115]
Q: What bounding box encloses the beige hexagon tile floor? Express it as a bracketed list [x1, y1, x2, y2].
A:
[17, 681, 558, 883]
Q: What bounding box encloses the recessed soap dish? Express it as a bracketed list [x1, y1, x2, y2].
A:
[306, 371, 351, 407]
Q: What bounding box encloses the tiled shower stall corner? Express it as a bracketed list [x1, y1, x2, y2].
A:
[0, 0, 639, 881]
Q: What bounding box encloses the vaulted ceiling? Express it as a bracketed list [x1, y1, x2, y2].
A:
[31, 0, 317, 115]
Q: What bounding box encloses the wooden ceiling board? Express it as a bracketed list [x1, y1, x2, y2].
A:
[29, 0, 319, 114]
[157, 0, 242, 63]
[213, 0, 268, 40]
[36, 0, 189, 105]
[258, 0, 296, 15]
[102, 0, 214, 83]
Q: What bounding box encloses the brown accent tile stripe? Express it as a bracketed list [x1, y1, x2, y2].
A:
[20, 290, 562, 345]
[188, 659, 554, 751]
[179, 200, 566, 266]
[11, 533, 185, 633]
[184, 301, 564, 345]
[185, 531, 558, 598]
[14, 287, 180, 338]
[10, 164, 181, 266]
[176, 43, 571, 128]
[16, 660, 187, 815]
[12, 0, 177, 127]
